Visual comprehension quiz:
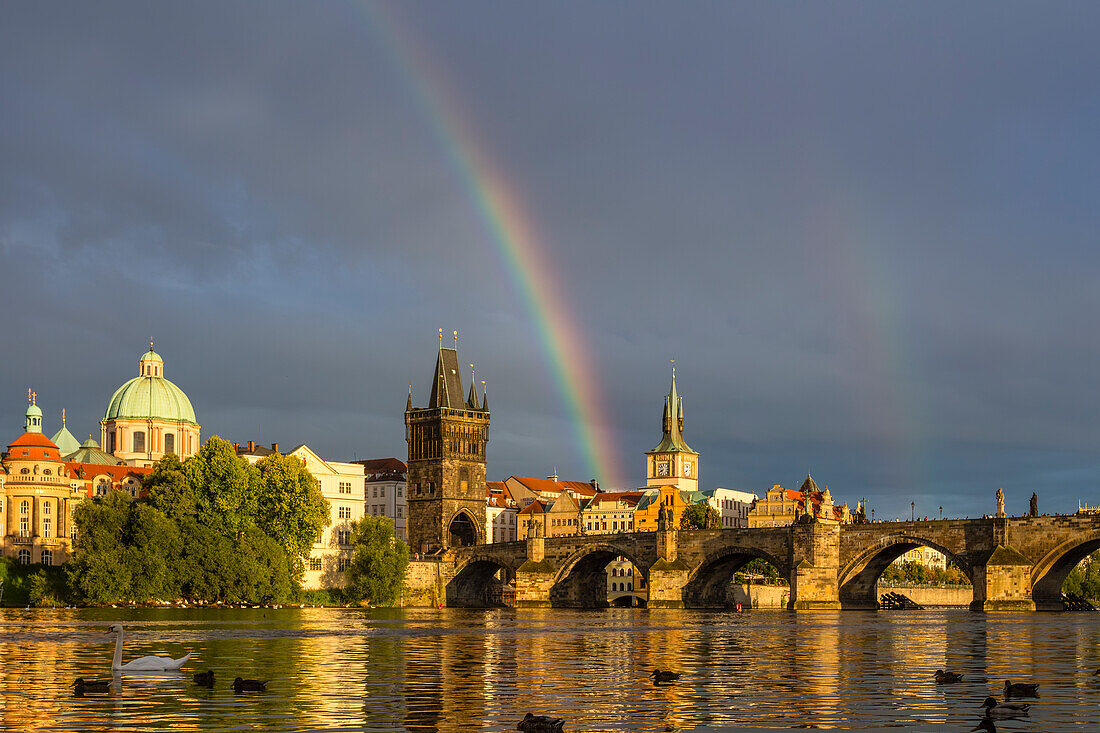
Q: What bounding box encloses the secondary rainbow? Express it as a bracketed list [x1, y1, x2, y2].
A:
[359, 4, 626, 488]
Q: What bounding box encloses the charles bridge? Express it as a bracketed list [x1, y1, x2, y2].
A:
[404, 514, 1100, 611]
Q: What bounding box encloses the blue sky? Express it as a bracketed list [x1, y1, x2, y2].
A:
[2, 2, 1099, 519]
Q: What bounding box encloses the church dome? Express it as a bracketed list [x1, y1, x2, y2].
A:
[104, 347, 197, 425]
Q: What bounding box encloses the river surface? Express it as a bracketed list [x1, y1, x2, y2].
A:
[1, 607, 1098, 732]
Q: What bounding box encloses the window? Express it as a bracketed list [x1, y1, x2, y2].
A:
[43, 519, 51, 538]
[309, 558, 322, 571]
[43, 502, 51, 515]
[43, 469, 51, 476]
[338, 506, 351, 519]
[380, 487, 385, 498]
[372, 487, 378, 498]
[19, 518, 29, 537]
[97, 482, 109, 496]
[20, 500, 29, 515]
[70, 526, 78, 545]
[339, 481, 352, 494]
[133, 431, 145, 453]
[337, 558, 351, 571]
[316, 533, 324, 544]
[41, 549, 53, 566]
[165, 433, 175, 454]
[396, 507, 402, 518]
[18, 549, 31, 565]
[337, 530, 350, 545]
[397, 485, 403, 497]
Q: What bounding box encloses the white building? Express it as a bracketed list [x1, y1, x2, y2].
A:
[701, 487, 759, 529]
[236, 441, 366, 590]
[356, 458, 407, 543]
[486, 480, 518, 543]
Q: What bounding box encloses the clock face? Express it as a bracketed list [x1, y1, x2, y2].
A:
[657, 461, 670, 477]
[684, 461, 693, 477]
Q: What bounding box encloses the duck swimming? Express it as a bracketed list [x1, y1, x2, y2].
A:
[1004, 680, 1039, 697]
[193, 670, 215, 688]
[71, 678, 112, 695]
[517, 713, 565, 732]
[650, 669, 681, 683]
[232, 677, 268, 692]
[979, 697, 1030, 718]
[934, 670, 963, 683]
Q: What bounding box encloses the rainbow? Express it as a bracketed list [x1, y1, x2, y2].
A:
[358, 4, 626, 488]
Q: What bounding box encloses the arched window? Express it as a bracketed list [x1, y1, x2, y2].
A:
[164, 433, 175, 454]
[20, 500, 29, 514]
[43, 469, 51, 476]
[43, 502, 51, 515]
[18, 549, 31, 565]
[41, 549, 53, 566]
[96, 481, 109, 496]
[627, 582, 632, 591]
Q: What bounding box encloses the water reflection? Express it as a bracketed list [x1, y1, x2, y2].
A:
[0, 607, 1099, 732]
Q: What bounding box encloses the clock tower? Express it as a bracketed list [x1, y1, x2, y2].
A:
[645, 366, 699, 492]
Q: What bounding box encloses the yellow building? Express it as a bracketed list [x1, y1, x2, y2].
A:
[1, 395, 79, 565]
[634, 484, 693, 533]
[747, 476, 850, 528]
[101, 345, 201, 467]
[581, 491, 642, 534]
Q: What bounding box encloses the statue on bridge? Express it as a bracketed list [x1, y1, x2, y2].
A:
[657, 504, 670, 531]
[1030, 492, 1038, 518]
[996, 487, 1005, 518]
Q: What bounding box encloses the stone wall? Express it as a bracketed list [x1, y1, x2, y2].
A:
[404, 560, 446, 607]
[879, 585, 973, 606]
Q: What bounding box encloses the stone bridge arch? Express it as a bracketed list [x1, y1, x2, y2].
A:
[682, 546, 790, 608]
[1029, 530, 1100, 611]
[446, 550, 520, 607]
[549, 542, 651, 609]
[446, 508, 482, 548]
[838, 533, 973, 609]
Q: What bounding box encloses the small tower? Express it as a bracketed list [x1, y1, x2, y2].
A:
[24, 389, 42, 433]
[645, 365, 699, 493]
[405, 336, 491, 554]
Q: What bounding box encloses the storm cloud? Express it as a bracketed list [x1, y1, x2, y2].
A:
[3, 2, 1099, 519]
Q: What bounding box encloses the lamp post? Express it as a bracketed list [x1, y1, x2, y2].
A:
[911, 501, 915, 521]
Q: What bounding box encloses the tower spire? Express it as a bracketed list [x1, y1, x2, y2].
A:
[467, 364, 480, 410]
[481, 380, 488, 411]
[406, 382, 413, 411]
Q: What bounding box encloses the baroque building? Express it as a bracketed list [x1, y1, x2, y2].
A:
[645, 367, 699, 493]
[101, 345, 201, 467]
[405, 342, 490, 554]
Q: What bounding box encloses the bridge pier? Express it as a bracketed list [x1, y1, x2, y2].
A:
[969, 544, 1036, 612]
[514, 534, 554, 608]
[789, 521, 841, 610]
[648, 529, 689, 609]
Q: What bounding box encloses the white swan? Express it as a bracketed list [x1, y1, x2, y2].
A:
[108, 623, 190, 672]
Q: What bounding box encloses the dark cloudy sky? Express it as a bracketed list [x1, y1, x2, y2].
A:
[3, 2, 1099, 520]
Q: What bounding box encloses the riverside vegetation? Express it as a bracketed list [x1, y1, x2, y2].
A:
[3, 437, 408, 608]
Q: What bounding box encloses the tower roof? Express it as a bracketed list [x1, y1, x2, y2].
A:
[51, 413, 81, 455]
[426, 347, 468, 410]
[104, 347, 197, 425]
[648, 367, 696, 455]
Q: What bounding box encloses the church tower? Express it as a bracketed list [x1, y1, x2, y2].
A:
[645, 366, 699, 493]
[405, 335, 490, 554]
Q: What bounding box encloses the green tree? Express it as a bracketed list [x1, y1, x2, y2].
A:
[254, 452, 331, 573]
[184, 436, 260, 537]
[144, 453, 198, 522]
[680, 503, 722, 530]
[346, 516, 408, 606]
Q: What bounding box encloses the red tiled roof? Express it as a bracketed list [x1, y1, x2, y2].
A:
[8, 431, 60, 450]
[66, 462, 151, 482]
[586, 491, 642, 508]
[517, 500, 547, 515]
[510, 476, 598, 497]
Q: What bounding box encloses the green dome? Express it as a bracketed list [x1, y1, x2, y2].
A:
[104, 351, 197, 425]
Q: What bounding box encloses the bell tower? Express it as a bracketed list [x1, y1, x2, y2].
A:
[645, 364, 699, 493]
[405, 333, 490, 554]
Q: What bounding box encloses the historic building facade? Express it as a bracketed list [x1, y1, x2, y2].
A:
[405, 343, 490, 554]
[101, 346, 201, 467]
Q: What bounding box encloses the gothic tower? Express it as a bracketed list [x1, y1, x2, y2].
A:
[645, 366, 699, 493]
[405, 341, 490, 554]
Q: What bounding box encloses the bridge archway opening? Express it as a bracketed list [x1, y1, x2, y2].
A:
[683, 549, 787, 609]
[1032, 536, 1100, 611]
[550, 547, 647, 609]
[610, 594, 647, 608]
[447, 511, 478, 548]
[839, 537, 971, 610]
[446, 558, 514, 608]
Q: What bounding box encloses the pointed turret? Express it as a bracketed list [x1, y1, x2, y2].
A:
[406, 383, 413, 412]
[649, 366, 694, 454]
[467, 365, 480, 409]
[24, 389, 43, 433]
[481, 382, 488, 412]
[426, 347, 466, 410]
[800, 474, 818, 494]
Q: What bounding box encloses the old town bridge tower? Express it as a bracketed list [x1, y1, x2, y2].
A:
[405, 339, 490, 554]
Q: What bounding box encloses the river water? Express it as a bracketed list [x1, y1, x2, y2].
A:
[1, 606, 1098, 732]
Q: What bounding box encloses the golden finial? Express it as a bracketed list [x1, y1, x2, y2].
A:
[670, 359, 676, 376]
[62, 408, 66, 426]
[408, 381, 413, 394]
[27, 387, 32, 404]
[150, 337, 154, 350]
[31, 391, 36, 406]
[470, 364, 475, 383]
[453, 330, 458, 348]
[438, 328, 443, 348]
